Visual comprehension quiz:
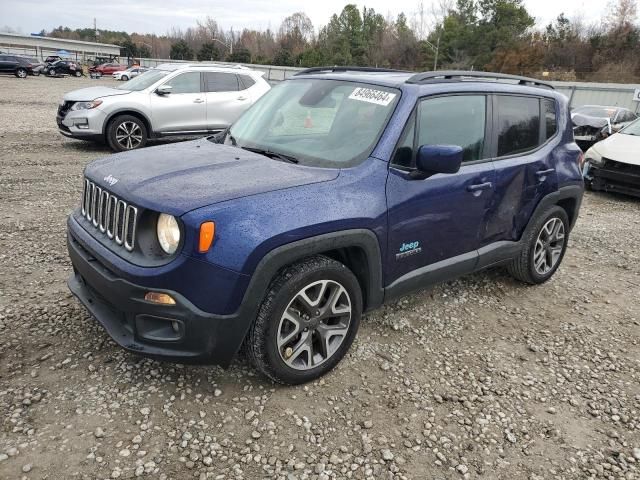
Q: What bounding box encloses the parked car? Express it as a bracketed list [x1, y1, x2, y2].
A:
[113, 67, 148, 81]
[25, 57, 45, 75]
[91, 63, 127, 75]
[583, 118, 640, 197]
[57, 63, 271, 151]
[66, 68, 584, 384]
[46, 60, 82, 77]
[0, 54, 36, 78]
[45, 55, 63, 64]
[571, 105, 637, 148]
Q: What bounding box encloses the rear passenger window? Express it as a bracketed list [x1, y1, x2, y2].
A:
[417, 95, 487, 163]
[204, 72, 239, 92]
[496, 96, 540, 157]
[543, 99, 557, 140]
[238, 75, 256, 89]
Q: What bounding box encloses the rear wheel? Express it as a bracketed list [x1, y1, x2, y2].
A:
[507, 206, 569, 284]
[16, 68, 27, 78]
[106, 115, 148, 152]
[246, 256, 362, 384]
[121, 75, 129, 81]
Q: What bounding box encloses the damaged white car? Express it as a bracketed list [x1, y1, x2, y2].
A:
[583, 118, 640, 197]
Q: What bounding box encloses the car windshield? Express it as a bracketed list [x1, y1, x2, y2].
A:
[116, 69, 169, 91]
[222, 79, 400, 168]
[573, 106, 616, 118]
[620, 118, 640, 136]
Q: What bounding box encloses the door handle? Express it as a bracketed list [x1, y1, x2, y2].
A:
[467, 182, 493, 193]
[237, 96, 248, 101]
[193, 98, 205, 103]
[536, 168, 555, 180]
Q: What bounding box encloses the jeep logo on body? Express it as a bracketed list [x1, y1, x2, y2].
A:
[103, 174, 118, 186]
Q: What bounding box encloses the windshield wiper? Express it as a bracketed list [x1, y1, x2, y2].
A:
[241, 146, 299, 164]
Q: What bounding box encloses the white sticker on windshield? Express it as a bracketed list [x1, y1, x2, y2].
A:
[348, 87, 396, 106]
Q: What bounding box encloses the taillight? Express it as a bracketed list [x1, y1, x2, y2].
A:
[578, 152, 585, 168]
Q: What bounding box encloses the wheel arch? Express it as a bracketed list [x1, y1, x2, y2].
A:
[103, 109, 153, 138]
[524, 184, 584, 239]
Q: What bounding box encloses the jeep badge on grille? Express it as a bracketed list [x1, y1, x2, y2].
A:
[104, 174, 118, 186]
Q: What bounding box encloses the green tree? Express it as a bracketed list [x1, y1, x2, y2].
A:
[170, 39, 194, 60]
[226, 48, 251, 63]
[197, 42, 220, 61]
[273, 48, 294, 66]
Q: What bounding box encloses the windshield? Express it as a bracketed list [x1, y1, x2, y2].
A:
[224, 79, 400, 168]
[573, 106, 616, 119]
[116, 69, 169, 91]
[620, 118, 640, 136]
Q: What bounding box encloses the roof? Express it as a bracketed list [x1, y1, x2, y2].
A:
[155, 62, 251, 72]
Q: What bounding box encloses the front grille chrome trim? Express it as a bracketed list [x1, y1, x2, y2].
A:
[81, 178, 138, 252]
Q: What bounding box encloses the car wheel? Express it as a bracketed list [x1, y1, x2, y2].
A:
[74, 70, 82, 77]
[246, 255, 362, 385]
[507, 206, 569, 284]
[121, 75, 129, 81]
[106, 115, 148, 152]
[16, 68, 27, 78]
[33, 70, 40, 76]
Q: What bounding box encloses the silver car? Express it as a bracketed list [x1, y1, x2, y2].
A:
[57, 63, 271, 151]
[112, 67, 148, 81]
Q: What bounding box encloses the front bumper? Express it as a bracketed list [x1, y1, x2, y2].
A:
[584, 161, 640, 198]
[57, 106, 106, 139]
[67, 221, 254, 366]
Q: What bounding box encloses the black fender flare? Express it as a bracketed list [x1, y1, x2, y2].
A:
[215, 229, 384, 367]
[524, 184, 584, 237]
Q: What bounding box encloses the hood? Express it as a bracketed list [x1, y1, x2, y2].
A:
[571, 113, 610, 129]
[84, 139, 340, 216]
[591, 132, 640, 166]
[64, 86, 130, 102]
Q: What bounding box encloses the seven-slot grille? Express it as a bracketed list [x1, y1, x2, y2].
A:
[81, 178, 138, 251]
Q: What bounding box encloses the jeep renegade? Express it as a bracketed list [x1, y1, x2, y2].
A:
[67, 68, 584, 384]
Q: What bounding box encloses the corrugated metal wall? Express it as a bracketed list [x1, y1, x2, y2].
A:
[551, 81, 640, 113]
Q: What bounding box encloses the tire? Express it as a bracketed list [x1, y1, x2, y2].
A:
[16, 68, 27, 79]
[74, 70, 82, 77]
[106, 115, 148, 152]
[246, 255, 363, 385]
[507, 205, 569, 284]
[121, 75, 129, 81]
[33, 70, 40, 76]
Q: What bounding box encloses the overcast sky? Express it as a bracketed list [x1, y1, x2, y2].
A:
[0, 0, 607, 37]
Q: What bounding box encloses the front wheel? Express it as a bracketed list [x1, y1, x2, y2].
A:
[121, 75, 129, 81]
[246, 256, 362, 384]
[106, 115, 148, 152]
[74, 70, 82, 77]
[16, 68, 27, 78]
[507, 206, 569, 284]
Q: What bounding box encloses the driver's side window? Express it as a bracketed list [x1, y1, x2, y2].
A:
[163, 72, 201, 94]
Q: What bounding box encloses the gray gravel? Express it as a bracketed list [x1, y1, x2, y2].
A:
[1, 75, 640, 479]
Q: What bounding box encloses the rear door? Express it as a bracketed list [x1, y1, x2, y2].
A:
[0, 55, 11, 73]
[203, 72, 252, 131]
[485, 95, 559, 245]
[150, 71, 207, 133]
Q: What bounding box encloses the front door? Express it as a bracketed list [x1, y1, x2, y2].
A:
[386, 94, 495, 286]
[203, 72, 252, 131]
[150, 71, 207, 133]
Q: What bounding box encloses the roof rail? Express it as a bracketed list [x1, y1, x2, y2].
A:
[405, 70, 554, 90]
[294, 66, 408, 76]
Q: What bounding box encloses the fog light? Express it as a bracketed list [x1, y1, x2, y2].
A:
[171, 321, 180, 333]
[144, 292, 176, 305]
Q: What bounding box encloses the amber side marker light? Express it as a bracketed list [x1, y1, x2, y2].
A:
[199, 221, 215, 253]
[144, 292, 176, 305]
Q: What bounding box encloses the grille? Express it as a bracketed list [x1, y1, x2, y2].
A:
[57, 101, 74, 118]
[81, 178, 138, 252]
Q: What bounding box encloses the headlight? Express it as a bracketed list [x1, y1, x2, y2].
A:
[157, 213, 181, 254]
[584, 147, 603, 167]
[70, 100, 103, 111]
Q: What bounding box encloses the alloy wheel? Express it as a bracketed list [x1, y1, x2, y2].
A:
[533, 217, 565, 275]
[17, 69, 27, 78]
[115, 121, 143, 150]
[277, 280, 352, 370]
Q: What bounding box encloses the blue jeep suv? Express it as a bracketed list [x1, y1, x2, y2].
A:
[67, 68, 584, 384]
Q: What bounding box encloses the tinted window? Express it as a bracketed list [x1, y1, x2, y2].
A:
[496, 96, 540, 157]
[204, 72, 239, 92]
[543, 99, 557, 140]
[392, 111, 416, 168]
[164, 72, 201, 94]
[417, 95, 486, 163]
[238, 74, 256, 89]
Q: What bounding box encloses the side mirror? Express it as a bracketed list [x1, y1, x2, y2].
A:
[414, 145, 463, 178]
[156, 85, 172, 95]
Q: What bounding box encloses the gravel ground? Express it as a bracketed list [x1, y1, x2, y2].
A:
[1, 75, 640, 480]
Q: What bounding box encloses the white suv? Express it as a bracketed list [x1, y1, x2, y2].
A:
[57, 63, 271, 151]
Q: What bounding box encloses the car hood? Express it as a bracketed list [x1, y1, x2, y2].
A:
[571, 113, 610, 129]
[64, 86, 130, 101]
[84, 139, 340, 216]
[591, 133, 640, 166]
